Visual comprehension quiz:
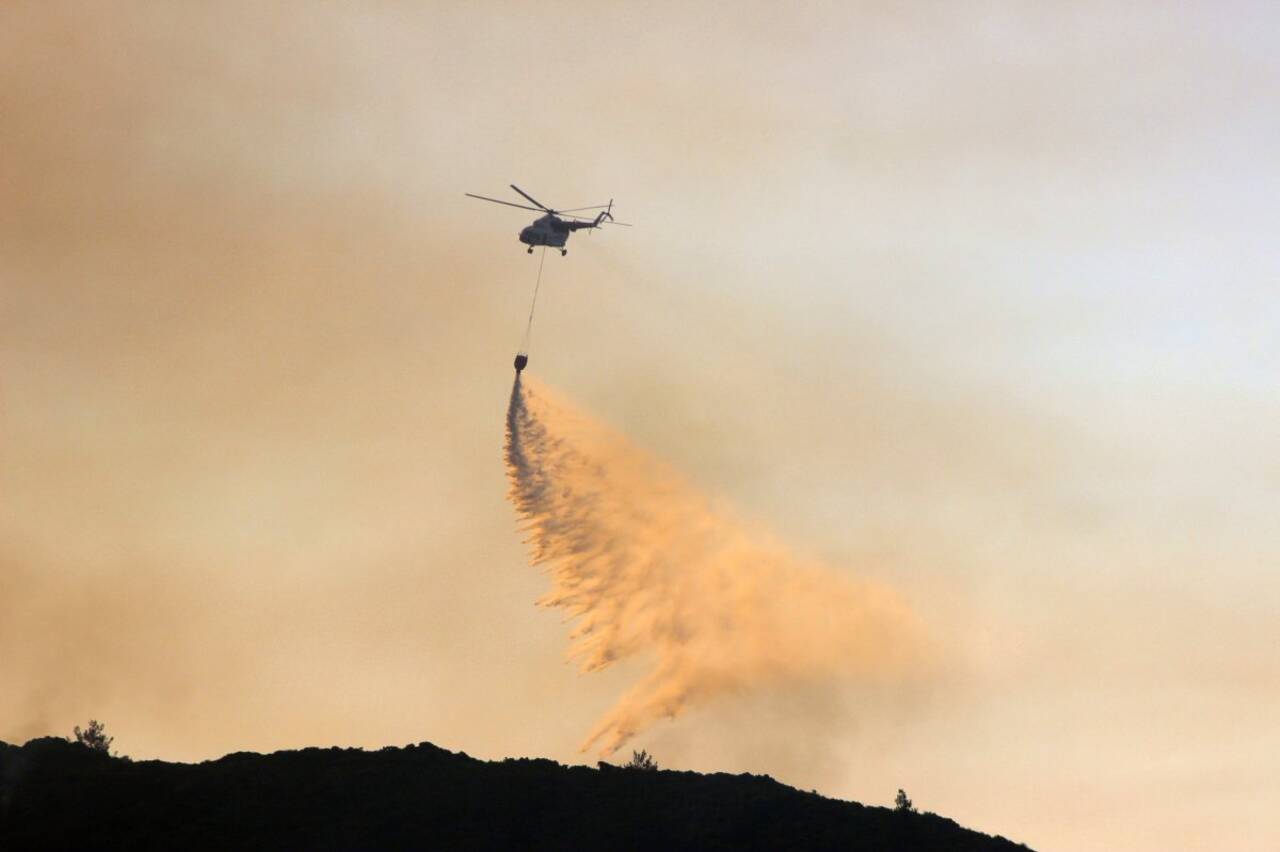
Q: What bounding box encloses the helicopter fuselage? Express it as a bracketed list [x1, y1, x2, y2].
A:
[519, 214, 572, 249]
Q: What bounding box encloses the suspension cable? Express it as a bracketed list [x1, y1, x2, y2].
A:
[518, 246, 547, 355]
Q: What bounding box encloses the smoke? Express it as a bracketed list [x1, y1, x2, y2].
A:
[504, 375, 927, 756]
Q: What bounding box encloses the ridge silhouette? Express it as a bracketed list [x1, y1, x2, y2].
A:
[0, 737, 1032, 851]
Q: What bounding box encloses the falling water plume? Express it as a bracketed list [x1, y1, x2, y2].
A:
[504, 375, 925, 756]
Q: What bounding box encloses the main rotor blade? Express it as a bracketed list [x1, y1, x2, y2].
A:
[465, 193, 544, 213]
[509, 184, 550, 211]
[555, 204, 612, 213]
[562, 216, 632, 226]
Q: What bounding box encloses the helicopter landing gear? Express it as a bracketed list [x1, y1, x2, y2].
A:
[527, 246, 534, 254]
[560, 249, 567, 257]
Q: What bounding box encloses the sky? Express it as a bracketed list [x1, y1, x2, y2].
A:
[2, 2, 1278, 849]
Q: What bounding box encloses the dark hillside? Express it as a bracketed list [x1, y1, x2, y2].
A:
[0, 738, 1031, 851]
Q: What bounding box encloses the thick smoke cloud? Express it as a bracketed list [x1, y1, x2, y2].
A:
[505, 376, 926, 755]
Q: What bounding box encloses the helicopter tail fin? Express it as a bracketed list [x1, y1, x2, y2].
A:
[591, 200, 614, 229]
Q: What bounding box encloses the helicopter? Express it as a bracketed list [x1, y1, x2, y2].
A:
[465, 184, 630, 255]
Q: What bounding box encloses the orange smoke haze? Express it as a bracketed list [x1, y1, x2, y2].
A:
[505, 376, 926, 755]
[3, 5, 1278, 851]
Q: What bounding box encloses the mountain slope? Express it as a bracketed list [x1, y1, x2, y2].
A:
[0, 738, 1031, 851]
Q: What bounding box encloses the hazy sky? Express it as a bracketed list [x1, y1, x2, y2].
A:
[3, 3, 1277, 850]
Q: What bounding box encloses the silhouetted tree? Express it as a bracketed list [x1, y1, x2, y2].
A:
[623, 749, 658, 771]
[894, 788, 915, 813]
[73, 720, 113, 754]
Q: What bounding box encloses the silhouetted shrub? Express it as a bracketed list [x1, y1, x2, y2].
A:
[895, 788, 915, 812]
[623, 749, 658, 771]
[73, 720, 113, 754]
